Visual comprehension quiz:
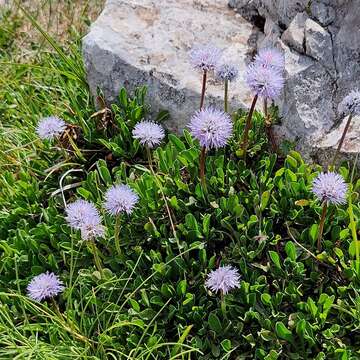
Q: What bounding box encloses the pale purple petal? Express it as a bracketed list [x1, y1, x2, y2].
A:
[132, 121, 165, 148]
[338, 90, 360, 116]
[205, 266, 240, 295]
[245, 62, 284, 99]
[215, 63, 239, 82]
[104, 184, 139, 216]
[189, 44, 222, 72]
[27, 272, 64, 301]
[65, 199, 104, 240]
[312, 172, 348, 205]
[189, 108, 233, 149]
[254, 47, 285, 70]
[36, 116, 66, 140]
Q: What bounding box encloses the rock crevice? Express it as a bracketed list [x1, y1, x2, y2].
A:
[229, 0, 360, 163]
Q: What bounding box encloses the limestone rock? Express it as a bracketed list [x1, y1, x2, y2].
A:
[304, 19, 333, 69]
[83, 0, 257, 132]
[281, 13, 307, 54]
[230, 0, 360, 164]
[310, 1, 335, 26]
[315, 115, 360, 167]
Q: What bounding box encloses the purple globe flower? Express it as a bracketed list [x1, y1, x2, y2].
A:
[245, 62, 284, 100]
[205, 266, 240, 295]
[27, 272, 64, 302]
[189, 107, 233, 149]
[254, 47, 285, 70]
[65, 199, 104, 240]
[215, 63, 239, 82]
[338, 90, 360, 116]
[132, 121, 165, 148]
[80, 216, 105, 241]
[104, 184, 139, 216]
[189, 44, 222, 72]
[65, 200, 99, 230]
[36, 116, 66, 140]
[312, 172, 348, 205]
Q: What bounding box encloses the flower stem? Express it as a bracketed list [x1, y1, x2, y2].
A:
[330, 113, 353, 169]
[200, 70, 207, 110]
[317, 201, 328, 252]
[264, 98, 277, 152]
[220, 291, 227, 318]
[90, 240, 103, 275]
[348, 185, 359, 276]
[240, 94, 258, 157]
[114, 215, 121, 256]
[199, 146, 207, 190]
[224, 79, 229, 113]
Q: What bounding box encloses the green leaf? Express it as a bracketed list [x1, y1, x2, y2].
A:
[260, 191, 271, 211]
[169, 134, 186, 151]
[275, 322, 293, 342]
[176, 280, 187, 296]
[269, 251, 282, 269]
[208, 312, 222, 333]
[285, 241, 297, 261]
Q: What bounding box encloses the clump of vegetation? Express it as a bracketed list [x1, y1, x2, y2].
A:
[1, 2, 360, 360]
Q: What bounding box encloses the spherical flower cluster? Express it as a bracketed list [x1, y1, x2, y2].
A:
[65, 199, 104, 240]
[104, 184, 139, 216]
[189, 107, 233, 149]
[254, 47, 285, 70]
[36, 116, 66, 140]
[245, 62, 284, 100]
[215, 63, 239, 82]
[205, 266, 240, 295]
[27, 272, 64, 302]
[189, 44, 222, 72]
[132, 121, 165, 148]
[312, 172, 348, 205]
[338, 90, 360, 116]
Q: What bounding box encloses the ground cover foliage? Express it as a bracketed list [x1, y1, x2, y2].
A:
[0, 2, 360, 360]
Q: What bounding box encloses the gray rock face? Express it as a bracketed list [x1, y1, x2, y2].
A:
[230, 0, 360, 165]
[82, 0, 257, 132]
[281, 13, 307, 53]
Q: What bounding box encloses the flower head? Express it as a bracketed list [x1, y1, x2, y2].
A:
[254, 47, 285, 70]
[312, 172, 348, 205]
[338, 90, 360, 116]
[215, 63, 239, 82]
[132, 121, 165, 148]
[104, 184, 139, 216]
[27, 272, 64, 301]
[65, 200, 99, 230]
[189, 44, 222, 72]
[205, 266, 240, 295]
[36, 116, 66, 140]
[80, 216, 105, 241]
[189, 107, 233, 149]
[245, 62, 284, 99]
[65, 199, 104, 240]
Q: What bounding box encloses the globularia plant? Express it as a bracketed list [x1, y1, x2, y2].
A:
[215, 62, 239, 113]
[189, 107, 233, 187]
[132, 120, 165, 168]
[189, 44, 222, 109]
[206, 265, 240, 316]
[65, 199, 105, 273]
[36, 116, 67, 140]
[241, 48, 284, 155]
[27, 272, 64, 302]
[312, 172, 348, 251]
[103, 184, 139, 255]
